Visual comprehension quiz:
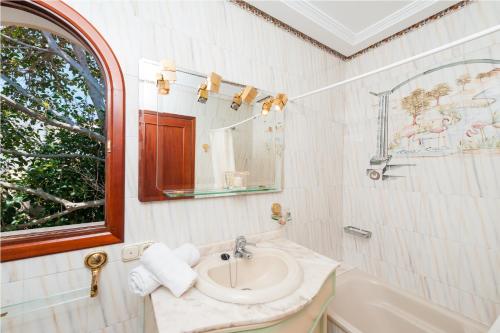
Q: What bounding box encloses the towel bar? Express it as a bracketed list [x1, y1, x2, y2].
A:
[344, 226, 372, 239]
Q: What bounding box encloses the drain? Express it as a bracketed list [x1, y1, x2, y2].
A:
[241, 288, 252, 291]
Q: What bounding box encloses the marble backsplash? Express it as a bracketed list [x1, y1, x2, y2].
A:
[341, 0, 500, 326]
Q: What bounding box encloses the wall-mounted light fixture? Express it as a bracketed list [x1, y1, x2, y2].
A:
[156, 59, 176, 95]
[241, 85, 257, 104]
[197, 83, 208, 103]
[261, 98, 273, 115]
[272, 93, 288, 112]
[156, 73, 170, 95]
[231, 92, 242, 111]
[207, 72, 222, 93]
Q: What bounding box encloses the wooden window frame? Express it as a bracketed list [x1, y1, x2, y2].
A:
[1, 0, 125, 262]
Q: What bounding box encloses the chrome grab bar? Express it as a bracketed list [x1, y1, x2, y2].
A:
[344, 226, 372, 239]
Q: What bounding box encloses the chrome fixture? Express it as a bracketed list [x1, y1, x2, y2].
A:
[234, 236, 255, 259]
[343, 226, 372, 239]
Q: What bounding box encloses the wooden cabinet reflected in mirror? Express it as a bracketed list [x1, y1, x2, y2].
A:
[138, 110, 195, 202]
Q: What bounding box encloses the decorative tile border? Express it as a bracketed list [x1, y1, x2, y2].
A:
[230, 0, 472, 61]
[230, 0, 347, 60]
[349, 0, 472, 60]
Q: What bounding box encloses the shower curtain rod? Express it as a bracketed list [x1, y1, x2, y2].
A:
[289, 24, 500, 102]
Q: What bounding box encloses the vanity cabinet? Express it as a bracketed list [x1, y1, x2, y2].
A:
[146, 271, 335, 333]
[148, 238, 339, 333]
[206, 272, 336, 333]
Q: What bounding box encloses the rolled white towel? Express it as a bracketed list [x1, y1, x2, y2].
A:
[140, 243, 197, 297]
[129, 243, 200, 297]
[174, 243, 200, 267]
[129, 265, 159, 296]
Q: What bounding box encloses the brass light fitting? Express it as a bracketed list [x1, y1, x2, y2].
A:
[156, 59, 176, 95]
[271, 202, 282, 216]
[156, 73, 170, 95]
[261, 97, 273, 116]
[84, 251, 108, 298]
[198, 83, 209, 104]
[207, 72, 222, 93]
[270, 202, 291, 225]
[272, 93, 288, 112]
[231, 92, 243, 111]
[241, 85, 257, 104]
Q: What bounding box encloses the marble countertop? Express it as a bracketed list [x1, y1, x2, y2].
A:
[150, 231, 340, 333]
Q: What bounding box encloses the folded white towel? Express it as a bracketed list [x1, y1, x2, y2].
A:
[140, 243, 197, 297]
[129, 243, 200, 297]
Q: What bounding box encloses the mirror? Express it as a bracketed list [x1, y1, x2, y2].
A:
[138, 60, 285, 199]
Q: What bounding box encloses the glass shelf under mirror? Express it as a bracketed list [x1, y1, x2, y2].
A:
[164, 185, 279, 198]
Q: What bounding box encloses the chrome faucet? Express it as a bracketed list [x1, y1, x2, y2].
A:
[234, 236, 255, 259]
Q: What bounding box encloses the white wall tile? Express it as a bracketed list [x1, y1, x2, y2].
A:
[342, 1, 500, 326]
[3, 1, 500, 331]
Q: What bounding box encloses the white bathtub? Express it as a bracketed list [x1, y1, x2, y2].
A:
[327, 268, 488, 333]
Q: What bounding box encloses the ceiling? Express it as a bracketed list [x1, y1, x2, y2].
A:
[246, 0, 460, 57]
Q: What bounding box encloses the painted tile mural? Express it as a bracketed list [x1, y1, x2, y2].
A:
[386, 61, 500, 157]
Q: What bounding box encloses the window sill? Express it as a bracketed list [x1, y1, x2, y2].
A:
[1, 224, 123, 262]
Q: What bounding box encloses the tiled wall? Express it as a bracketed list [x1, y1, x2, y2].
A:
[0, 1, 344, 332]
[341, 1, 500, 326]
[3, 1, 499, 332]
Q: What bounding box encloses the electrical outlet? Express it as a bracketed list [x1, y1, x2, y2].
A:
[121, 244, 140, 261]
[121, 241, 156, 262]
[139, 241, 155, 255]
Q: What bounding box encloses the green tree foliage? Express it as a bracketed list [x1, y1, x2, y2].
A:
[1, 26, 106, 231]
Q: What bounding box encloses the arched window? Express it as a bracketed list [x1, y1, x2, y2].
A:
[1, 1, 125, 261]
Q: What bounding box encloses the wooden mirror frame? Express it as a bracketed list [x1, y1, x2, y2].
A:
[1, 0, 125, 261]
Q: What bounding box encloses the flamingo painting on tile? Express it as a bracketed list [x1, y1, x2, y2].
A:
[386, 62, 500, 157]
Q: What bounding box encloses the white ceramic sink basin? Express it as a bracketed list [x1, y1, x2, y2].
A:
[195, 247, 303, 304]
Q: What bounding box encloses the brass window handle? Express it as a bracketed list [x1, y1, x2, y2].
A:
[84, 251, 108, 298]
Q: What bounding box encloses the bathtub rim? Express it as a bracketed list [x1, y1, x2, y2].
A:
[327, 267, 489, 333]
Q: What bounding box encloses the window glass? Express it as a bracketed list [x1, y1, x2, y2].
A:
[1, 25, 106, 232]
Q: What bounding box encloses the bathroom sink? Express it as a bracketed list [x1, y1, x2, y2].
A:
[195, 247, 303, 304]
